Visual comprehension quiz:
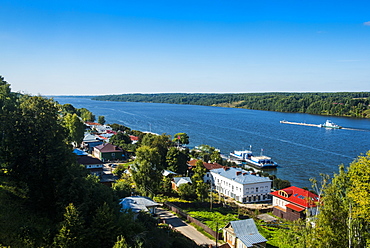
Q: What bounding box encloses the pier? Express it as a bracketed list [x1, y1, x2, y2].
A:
[279, 120, 321, 128]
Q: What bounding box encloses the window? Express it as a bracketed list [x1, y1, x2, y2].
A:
[256, 187, 259, 192]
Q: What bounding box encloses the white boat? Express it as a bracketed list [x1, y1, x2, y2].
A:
[245, 155, 278, 168]
[229, 150, 253, 161]
[320, 120, 342, 129]
[230, 147, 278, 168]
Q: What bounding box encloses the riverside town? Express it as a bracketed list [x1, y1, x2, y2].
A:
[1, 77, 370, 247]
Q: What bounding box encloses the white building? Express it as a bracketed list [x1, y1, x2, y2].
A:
[210, 167, 271, 203]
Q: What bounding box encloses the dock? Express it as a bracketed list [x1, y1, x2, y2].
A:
[280, 120, 321, 128]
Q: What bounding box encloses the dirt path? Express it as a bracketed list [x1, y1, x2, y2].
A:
[157, 207, 216, 247]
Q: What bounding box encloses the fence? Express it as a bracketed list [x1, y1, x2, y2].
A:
[163, 202, 222, 240]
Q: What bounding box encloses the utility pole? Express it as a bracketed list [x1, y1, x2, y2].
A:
[215, 222, 219, 248]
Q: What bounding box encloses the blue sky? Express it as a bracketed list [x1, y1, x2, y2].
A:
[1, 1, 370, 95]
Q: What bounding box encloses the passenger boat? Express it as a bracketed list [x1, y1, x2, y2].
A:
[230, 147, 278, 168]
[320, 120, 342, 129]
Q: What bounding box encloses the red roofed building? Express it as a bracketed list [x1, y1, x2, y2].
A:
[129, 135, 139, 144]
[270, 186, 319, 221]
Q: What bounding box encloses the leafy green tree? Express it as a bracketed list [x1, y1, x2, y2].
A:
[131, 145, 163, 196]
[77, 108, 95, 122]
[109, 123, 131, 132]
[273, 178, 291, 190]
[191, 160, 208, 201]
[5, 95, 75, 214]
[63, 113, 85, 147]
[98, 115, 106, 125]
[165, 147, 188, 175]
[140, 133, 171, 168]
[113, 236, 129, 248]
[113, 179, 133, 198]
[54, 203, 85, 248]
[161, 176, 173, 194]
[110, 132, 132, 147]
[172, 133, 189, 146]
[177, 183, 196, 200]
[210, 150, 222, 164]
[62, 103, 77, 115]
[0, 76, 17, 167]
[87, 202, 117, 248]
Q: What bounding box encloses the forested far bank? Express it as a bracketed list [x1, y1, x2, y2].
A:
[93, 92, 370, 118]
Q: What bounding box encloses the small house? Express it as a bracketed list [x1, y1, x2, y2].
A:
[223, 219, 267, 248]
[171, 177, 192, 191]
[270, 186, 319, 221]
[93, 143, 124, 162]
[119, 196, 160, 219]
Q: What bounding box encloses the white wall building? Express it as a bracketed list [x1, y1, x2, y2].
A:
[210, 167, 272, 203]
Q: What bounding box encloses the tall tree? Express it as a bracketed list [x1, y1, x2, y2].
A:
[131, 145, 163, 196]
[5, 95, 75, 214]
[77, 108, 95, 122]
[140, 133, 171, 168]
[172, 132, 189, 146]
[87, 202, 118, 248]
[191, 160, 208, 201]
[63, 113, 85, 147]
[54, 203, 85, 248]
[165, 147, 188, 174]
[98, 115, 106, 125]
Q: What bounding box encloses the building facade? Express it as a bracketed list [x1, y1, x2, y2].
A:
[210, 167, 271, 203]
[270, 186, 319, 221]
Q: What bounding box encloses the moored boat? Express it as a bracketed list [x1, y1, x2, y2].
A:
[245, 155, 278, 168]
[230, 147, 278, 168]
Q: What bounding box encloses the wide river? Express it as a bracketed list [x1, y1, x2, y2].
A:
[53, 97, 370, 188]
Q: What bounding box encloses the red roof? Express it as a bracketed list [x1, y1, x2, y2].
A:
[129, 135, 139, 141]
[285, 203, 306, 212]
[187, 159, 225, 171]
[270, 186, 319, 208]
[85, 122, 102, 126]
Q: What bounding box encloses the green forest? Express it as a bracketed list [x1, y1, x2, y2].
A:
[93, 92, 370, 118]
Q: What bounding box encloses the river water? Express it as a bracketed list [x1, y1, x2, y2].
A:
[52, 97, 370, 188]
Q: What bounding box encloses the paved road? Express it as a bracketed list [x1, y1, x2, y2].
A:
[157, 207, 216, 247]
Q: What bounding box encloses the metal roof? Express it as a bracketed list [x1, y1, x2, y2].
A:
[211, 167, 271, 184]
[119, 196, 160, 213]
[229, 219, 267, 247]
[173, 177, 192, 187]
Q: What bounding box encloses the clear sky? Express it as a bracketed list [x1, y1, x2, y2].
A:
[1, 1, 370, 95]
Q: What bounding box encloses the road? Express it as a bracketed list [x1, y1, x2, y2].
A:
[157, 207, 216, 247]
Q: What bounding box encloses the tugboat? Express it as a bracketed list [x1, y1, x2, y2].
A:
[321, 120, 342, 129]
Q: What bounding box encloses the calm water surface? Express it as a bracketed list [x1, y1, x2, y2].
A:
[53, 97, 370, 188]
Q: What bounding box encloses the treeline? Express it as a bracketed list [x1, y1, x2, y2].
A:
[93, 92, 370, 118]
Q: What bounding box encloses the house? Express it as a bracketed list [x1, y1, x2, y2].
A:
[129, 135, 139, 144]
[210, 167, 271, 203]
[171, 177, 192, 191]
[93, 143, 124, 162]
[76, 153, 104, 175]
[270, 186, 319, 221]
[187, 159, 225, 183]
[223, 219, 267, 248]
[119, 196, 160, 219]
[82, 133, 104, 152]
[85, 122, 113, 134]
